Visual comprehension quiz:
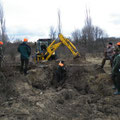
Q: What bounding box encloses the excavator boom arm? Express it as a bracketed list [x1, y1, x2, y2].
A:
[45, 40, 62, 60]
[59, 34, 80, 57]
[44, 33, 80, 60]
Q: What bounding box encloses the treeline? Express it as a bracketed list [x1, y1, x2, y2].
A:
[49, 10, 120, 54]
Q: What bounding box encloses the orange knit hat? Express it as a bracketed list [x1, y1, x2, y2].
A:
[0, 41, 3, 45]
[117, 42, 120, 46]
[24, 38, 28, 42]
[58, 61, 64, 67]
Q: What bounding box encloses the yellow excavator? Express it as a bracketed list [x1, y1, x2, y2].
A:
[34, 33, 80, 62]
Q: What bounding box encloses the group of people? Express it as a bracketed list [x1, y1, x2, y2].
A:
[1, 39, 120, 93]
[17, 39, 120, 91]
[100, 42, 120, 95]
[0, 38, 66, 88]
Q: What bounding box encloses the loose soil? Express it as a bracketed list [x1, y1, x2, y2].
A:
[0, 58, 119, 120]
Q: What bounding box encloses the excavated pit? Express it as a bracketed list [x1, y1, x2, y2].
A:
[0, 60, 119, 120]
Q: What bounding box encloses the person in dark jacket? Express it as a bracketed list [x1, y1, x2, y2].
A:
[0, 41, 3, 68]
[112, 51, 120, 95]
[18, 38, 31, 75]
[55, 61, 66, 87]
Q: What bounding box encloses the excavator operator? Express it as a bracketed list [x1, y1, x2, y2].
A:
[41, 44, 47, 54]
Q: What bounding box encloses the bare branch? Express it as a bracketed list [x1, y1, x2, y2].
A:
[49, 26, 56, 40]
[57, 9, 62, 34]
[0, 1, 8, 43]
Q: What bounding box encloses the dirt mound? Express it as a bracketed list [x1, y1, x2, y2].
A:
[0, 70, 19, 103]
[26, 62, 113, 97]
[0, 60, 120, 120]
[0, 72, 6, 101]
[66, 66, 89, 94]
[27, 67, 53, 90]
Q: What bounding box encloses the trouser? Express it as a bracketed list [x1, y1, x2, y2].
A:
[55, 70, 66, 87]
[0, 58, 1, 68]
[112, 75, 117, 89]
[0, 56, 2, 68]
[101, 56, 113, 68]
[115, 74, 120, 92]
[20, 58, 29, 74]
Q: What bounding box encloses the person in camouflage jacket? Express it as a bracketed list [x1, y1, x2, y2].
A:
[101, 42, 114, 68]
[112, 43, 120, 95]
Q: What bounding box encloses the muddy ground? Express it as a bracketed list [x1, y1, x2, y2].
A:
[0, 58, 120, 120]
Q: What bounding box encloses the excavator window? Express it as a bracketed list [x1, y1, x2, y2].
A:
[41, 44, 47, 51]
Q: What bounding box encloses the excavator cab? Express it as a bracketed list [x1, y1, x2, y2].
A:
[35, 39, 56, 62]
[37, 39, 51, 53]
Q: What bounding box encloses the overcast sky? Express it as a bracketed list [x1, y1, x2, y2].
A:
[3, 0, 120, 41]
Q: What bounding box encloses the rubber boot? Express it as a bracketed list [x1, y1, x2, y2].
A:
[114, 91, 120, 95]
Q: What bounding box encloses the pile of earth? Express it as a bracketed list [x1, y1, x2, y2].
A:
[0, 61, 120, 120]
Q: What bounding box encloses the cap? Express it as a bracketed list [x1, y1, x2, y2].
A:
[58, 61, 64, 67]
[24, 38, 28, 42]
[0, 41, 3, 45]
[117, 42, 120, 46]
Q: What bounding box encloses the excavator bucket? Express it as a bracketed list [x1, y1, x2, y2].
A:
[73, 54, 80, 59]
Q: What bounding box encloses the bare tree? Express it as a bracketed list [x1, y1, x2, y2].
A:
[94, 26, 107, 40]
[0, 1, 8, 44]
[81, 8, 94, 45]
[57, 9, 62, 34]
[71, 29, 81, 43]
[93, 26, 108, 48]
[49, 26, 56, 40]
